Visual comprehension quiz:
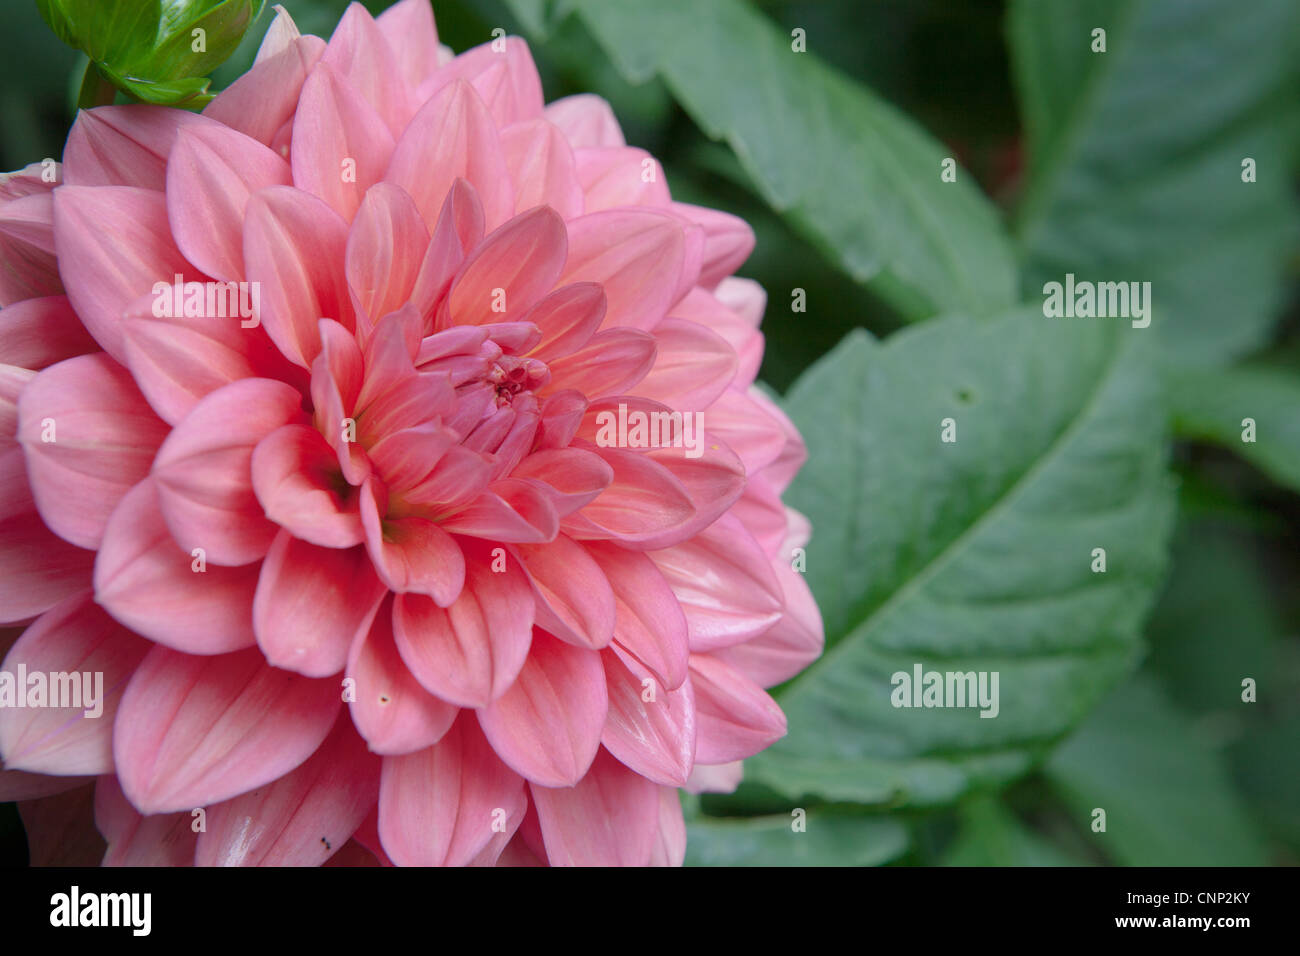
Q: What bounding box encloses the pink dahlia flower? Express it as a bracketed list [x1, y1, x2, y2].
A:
[0, 0, 821, 866]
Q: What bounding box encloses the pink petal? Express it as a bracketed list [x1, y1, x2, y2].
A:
[195, 713, 380, 866]
[561, 441, 696, 545]
[385, 80, 513, 231]
[684, 760, 743, 795]
[0, 295, 91, 374]
[0, 508, 94, 626]
[167, 123, 292, 281]
[529, 748, 659, 866]
[546, 328, 656, 398]
[649, 784, 687, 865]
[53, 186, 193, 363]
[251, 424, 365, 547]
[585, 540, 689, 690]
[119, 287, 265, 428]
[426, 38, 543, 127]
[544, 94, 625, 148]
[601, 644, 696, 786]
[501, 119, 583, 220]
[670, 201, 755, 287]
[18, 353, 168, 549]
[254, 532, 387, 677]
[94, 774, 197, 865]
[244, 185, 355, 368]
[392, 541, 535, 707]
[376, 0, 441, 90]
[345, 183, 430, 330]
[648, 512, 784, 652]
[346, 595, 457, 755]
[94, 477, 259, 654]
[320, 1, 414, 135]
[437, 480, 559, 544]
[292, 63, 396, 221]
[205, 36, 325, 148]
[412, 178, 485, 322]
[713, 558, 823, 688]
[152, 378, 304, 566]
[378, 713, 526, 866]
[0, 769, 95, 802]
[0, 592, 149, 775]
[575, 147, 669, 212]
[635, 317, 737, 411]
[559, 209, 685, 331]
[476, 629, 606, 787]
[688, 653, 787, 764]
[360, 478, 466, 604]
[510, 446, 613, 517]
[113, 645, 341, 813]
[522, 282, 606, 362]
[447, 206, 566, 325]
[515, 535, 616, 650]
[62, 106, 219, 189]
[702, 388, 789, 476]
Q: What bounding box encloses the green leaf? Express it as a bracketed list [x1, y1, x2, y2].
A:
[37, 0, 264, 107]
[685, 811, 908, 866]
[1167, 364, 1300, 493]
[1046, 675, 1268, 866]
[940, 794, 1084, 866]
[516, 0, 1017, 319]
[745, 312, 1175, 807]
[1009, 0, 1300, 366]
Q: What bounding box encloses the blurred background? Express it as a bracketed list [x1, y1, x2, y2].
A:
[1, 0, 1296, 866]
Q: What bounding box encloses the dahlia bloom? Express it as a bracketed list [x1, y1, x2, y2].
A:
[0, 0, 821, 866]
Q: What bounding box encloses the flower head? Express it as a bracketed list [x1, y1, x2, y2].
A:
[0, 0, 821, 866]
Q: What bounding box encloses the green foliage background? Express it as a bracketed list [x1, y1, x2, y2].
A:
[2, 0, 1297, 866]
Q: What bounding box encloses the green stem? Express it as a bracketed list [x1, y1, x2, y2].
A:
[76, 60, 116, 110]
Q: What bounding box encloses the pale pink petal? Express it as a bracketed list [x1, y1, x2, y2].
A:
[500, 119, 583, 219]
[0, 508, 94, 626]
[649, 784, 687, 865]
[167, 123, 292, 281]
[544, 94, 625, 148]
[244, 185, 355, 368]
[94, 478, 259, 654]
[0, 299, 94, 369]
[575, 147, 669, 212]
[585, 541, 689, 690]
[205, 36, 325, 149]
[152, 378, 305, 566]
[477, 630, 606, 787]
[346, 595, 457, 755]
[684, 760, 743, 795]
[392, 541, 535, 707]
[196, 713, 380, 866]
[320, 1, 414, 135]
[713, 559, 823, 688]
[18, 353, 169, 549]
[424, 38, 543, 127]
[378, 714, 527, 866]
[52, 186, 194, 363]
[62, 106, 221, 189]
[635, 317, 737, 411]
[346, 183, 430, 330]
[385, 80, 513, 231]
[251, 424, 365, 547]
[546, 328, 656, 398]
[529, 748, 659, 866]
[649, 512, 784, 651]
[94, 774, 197, 865]
[515, 535, 614, 650]
[360, 478, 466, 604]
[113, 645, 340, 814]
[559, 209, 685, 330]
[670, 201, 755, 287]
[254, 532, 387, 677]
[601, 644, 696, 786]
[446, 206, 566, 325]
[0, 592, 149, 775]
[688, 653, 786, 764]
[292, 63, 396, 221]
[376, 0, 440, 90]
